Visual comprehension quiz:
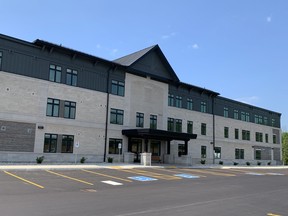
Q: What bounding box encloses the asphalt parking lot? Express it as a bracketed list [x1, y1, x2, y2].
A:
[0, 167, 288, 216]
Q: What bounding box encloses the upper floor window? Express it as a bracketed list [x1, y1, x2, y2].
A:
[150, 115, 157, 129]
[201, 102, 207, 113]
[265, 133, 269, 143]
[258, 115, 263, 124]
[235, 128, 239, 139]
[224, 107, 229, 118]
[242, 130, 250, 141]
[110, 108, 124, 125]
[167, 117, 174, 131]
[272, 119, 275, 127]
[255, 132, 263, 142]
[273, 134, 277, 144]
[187, 121, 193, 134]
[175, 119, 182, 133]
[245, 113, 250, 122]
[224, 127, 229, 138]
[234, 110, 239, 120]
[241, 112, 246, 121]
[46, 98, 60, 117]
[0, 51, 3, 70]
[111, 80, 125, 96]
[201, 123, 207, 135]
[64, 101, 76, 119]
[187, 98, 193, 110]
[49, 64, 62, 83]
[136, 112, 144, 127]
[175, 96, 182, 108]
[62, 135, 74, 153]
[264, 117, 268, 126]
[255, 115, 259, 124]
[168, 94, 174, 106]
[66, 69, 78, 86]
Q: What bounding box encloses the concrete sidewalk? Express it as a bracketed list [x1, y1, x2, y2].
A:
[0, 163, 287, 171]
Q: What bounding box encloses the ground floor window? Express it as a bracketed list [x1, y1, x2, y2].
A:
[201, 146, 207, 158]
[178, 144, 185, 157]
[62, 135, 74, 153]
[150, 141, 161, 156]
[214, 147, 221, 159]
[109, 138, 123, 154]
[44, 134, 58, 153]
[255, 149, 261, 160]
[235, 148, 244, 159]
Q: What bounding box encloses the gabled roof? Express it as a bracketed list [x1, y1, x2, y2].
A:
[114, 45, 179, 83]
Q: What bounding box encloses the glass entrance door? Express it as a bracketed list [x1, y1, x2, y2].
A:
[131, 139, 142, 162]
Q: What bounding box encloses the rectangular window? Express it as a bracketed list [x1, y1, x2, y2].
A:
[201, 146, 207, 158]
[110, 108, 124, 125]
[109, 138, 123, 154]
[0, 51, 2, 70]
[235, 148, 244, 159]
[136, 112, 144, 127]
[150, 115, 157, 129]
[255, 149, 261, 160]
[234, 110, 239, 120]
[255, 132, 263, 142]
[46, 98, 60, 117]
[272, 119, 275, 127]
[258, 115, 263, 124]
[168, 94, 174, 106]
[235, 129, 239, 139]
[224, 127, 229, 138]
[242, 130, 250, 141]
[167, 118, 174, 131]
[265, 133, 269, 143]
[201, 102, 207, 113]
[214, 147, 221, 159]
[264, 117, 268, 125]
[178, 144, 186, 156]
[111, 80, 125, 96]
[64, 101, 76, 119]
[175, 96, 182, 108]
[62, 135, 74, 153]
[49, 64, 62, 83]
[273, 134, 277, 144]
[44, 133, 57, 153]
[224, 107, 229, 118]
[66, 69, 78, 86]
[175, 119, 182, 133]
[187, 121, 193, 134]
[241, 112, 246, 121]
[201, 123, 207, 135]
[246, 112, 250, 122]
[187, 98, 193, 110]
[255, 115, 259, 124]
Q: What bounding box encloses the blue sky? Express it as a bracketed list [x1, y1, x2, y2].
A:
[1, 0, 288, 130]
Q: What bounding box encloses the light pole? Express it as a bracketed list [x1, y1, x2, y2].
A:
[118, 143, 122, 163]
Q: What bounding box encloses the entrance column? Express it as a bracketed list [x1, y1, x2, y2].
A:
[128, 137, 132, 152]
[167, 140, 171, 154]
[184, 140, 188, 155]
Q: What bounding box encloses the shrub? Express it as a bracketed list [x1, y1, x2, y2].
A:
[257, 161, 261, 166]
[36, 156, 44, 164]
[246, 161, 250, 166]
[80, 157, 86, 164]
[200, 159, 206, 165]
[108, 157, 113, 163]
[219, 161, 223, 165]
[233, 162, 238, 166]
[267, 161, 271, 166]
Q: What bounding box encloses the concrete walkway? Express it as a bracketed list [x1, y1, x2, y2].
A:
[0, 163, 287, 171]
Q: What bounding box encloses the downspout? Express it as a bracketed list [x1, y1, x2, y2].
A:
[103, 65, 114, 162]
[212, 96, 216, 164]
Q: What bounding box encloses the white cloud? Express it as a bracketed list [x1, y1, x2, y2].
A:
[161, 32, 176, 40]
[266, 16, 272, 23]
[110, 48, 119, 56]
[96, 44, 101, 49]
[235, 96, 260, 105]
[192, 43, 199, 49]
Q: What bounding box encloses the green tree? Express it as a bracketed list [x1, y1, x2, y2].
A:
[282, 132, 288, 165]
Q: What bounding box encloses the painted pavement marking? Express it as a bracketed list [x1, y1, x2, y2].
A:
[3, 171, 44, 189]
[128, 176, 158, 182]
[119, 168, 181, 180]
[46, 170, 94, 186]
[245, 172, 265, 176]
[267, 213, 282, 216]
[101, 180, 123, 186]
[181, 169, 236, 177]
[265, 173, 285, 176]
[82, 169, 133, 182]
[174, 174, 200, 179]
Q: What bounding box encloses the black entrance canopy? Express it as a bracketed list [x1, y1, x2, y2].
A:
[122, 129, 197, 141]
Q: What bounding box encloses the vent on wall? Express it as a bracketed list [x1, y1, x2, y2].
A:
[1, 126, 6, 131]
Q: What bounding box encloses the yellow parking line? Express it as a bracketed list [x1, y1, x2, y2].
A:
[267, 213, 282, 216]
[119, 168, 182, 180]
[4, 171, 44, 189]
[82, 169, 132, 182]
[182, 169, 236, 177]
[46, 170, 93, 186]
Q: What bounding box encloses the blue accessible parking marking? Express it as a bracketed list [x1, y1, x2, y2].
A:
[246, 172, 265, 176]
[174, 174, 200, 179]
[128, 176, 158, 181]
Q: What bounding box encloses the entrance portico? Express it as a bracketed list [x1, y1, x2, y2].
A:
[122, 129, 197, 163]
